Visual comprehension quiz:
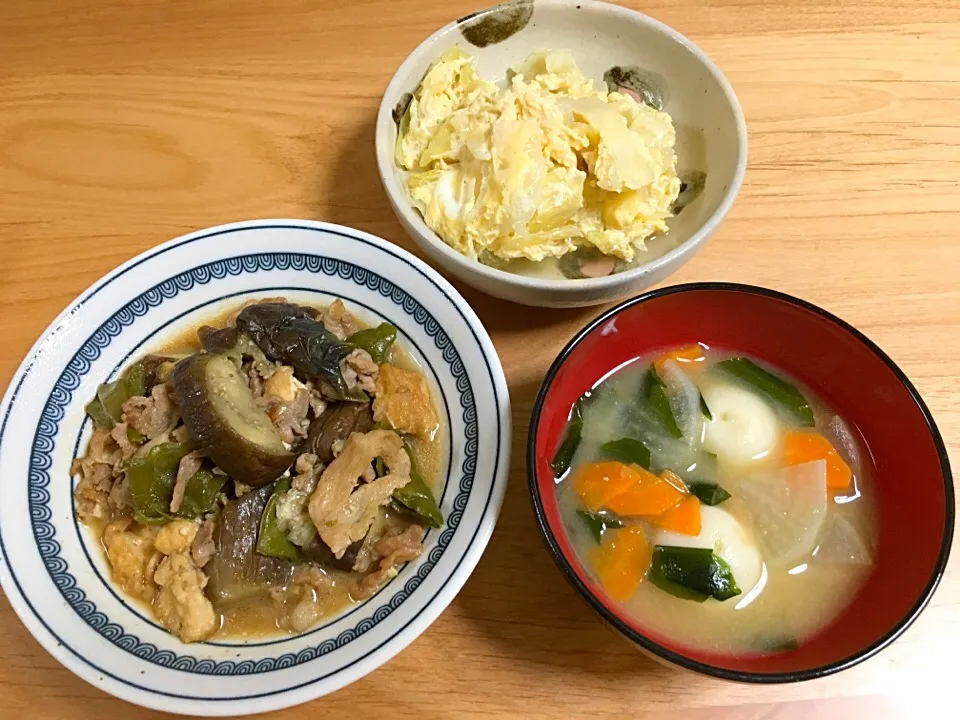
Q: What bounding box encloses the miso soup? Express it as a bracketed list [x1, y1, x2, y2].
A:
[552, 344, 877, 655]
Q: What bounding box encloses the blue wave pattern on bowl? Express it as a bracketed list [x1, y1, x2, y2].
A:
[30, 253, 478, 675]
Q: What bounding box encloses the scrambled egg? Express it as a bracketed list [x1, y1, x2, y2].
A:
[396, 47, 681, 264]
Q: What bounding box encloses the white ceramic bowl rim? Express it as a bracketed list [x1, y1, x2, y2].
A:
[0, 220, 511, 715]
[375, 0, 748, 291]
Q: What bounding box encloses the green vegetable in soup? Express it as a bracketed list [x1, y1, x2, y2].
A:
[124, 442, 225, 524]
[87, 362, 147, 428]
[598, 438, 651, 469]
[257, 477, 301, 561]
[347, 323, 398, 364]
[649, 546, 741, 602]
[392, 442, 443, 528]
[648, 574, 710, 602]
[760, 636, 800, 652]
[577, 509, 625, 543]
[550, 394, 588, 476]
[699, 394, 713, 421]
[685, 481, 731, 506]
[714, 357, 815, 427]
[642, 368, 683, 439]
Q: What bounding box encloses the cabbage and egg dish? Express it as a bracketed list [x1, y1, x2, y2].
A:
[395, 48, 682, 278]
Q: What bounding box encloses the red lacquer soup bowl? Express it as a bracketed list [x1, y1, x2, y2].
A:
[527, 283, 953, 682]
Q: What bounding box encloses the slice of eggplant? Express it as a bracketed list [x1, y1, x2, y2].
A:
[205, 484, 297, 607]
[197, 325, 239, 355]
[300, 536, 363, 572]
[172, 353, 295, 486]
[304, 402, 374, 463]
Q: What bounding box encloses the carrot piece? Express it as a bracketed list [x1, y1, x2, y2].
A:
[653, 495, 702, 536]
[606, 466, 686, 517]
[653, 344, 705, 375]
[574, 461, 640, 511]
[575, 461, 687, 517]
[659, 469, 688, 492]
[590, 525, 652, 601]
[784, 430, 853, 490]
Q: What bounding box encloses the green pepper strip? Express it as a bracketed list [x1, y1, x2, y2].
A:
[88, 362, 147, 428]
[124, 442, 224, 524]
[257, 477, 301, 561]
[392, 441, 443, 528]
[347, 323, 398, 364]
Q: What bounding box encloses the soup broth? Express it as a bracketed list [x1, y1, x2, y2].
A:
[554, 344, 877, 655]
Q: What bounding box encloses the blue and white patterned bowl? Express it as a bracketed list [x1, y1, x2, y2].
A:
[0, 220, 511, 715]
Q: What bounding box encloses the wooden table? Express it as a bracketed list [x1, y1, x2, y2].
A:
[1, 1, 957, 717]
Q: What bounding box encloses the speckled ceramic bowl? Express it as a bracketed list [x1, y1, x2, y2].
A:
[376, 0, 747, 308]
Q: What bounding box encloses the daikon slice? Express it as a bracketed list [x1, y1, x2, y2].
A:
[659, 359, 703, 443]
[735, 460, 828, 566]
[815, 514, 873, 566]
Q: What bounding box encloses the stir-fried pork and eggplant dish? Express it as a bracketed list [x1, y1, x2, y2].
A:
[72, 299, 443, 643]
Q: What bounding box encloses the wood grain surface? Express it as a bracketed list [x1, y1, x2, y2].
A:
[1, 0, 958, 718]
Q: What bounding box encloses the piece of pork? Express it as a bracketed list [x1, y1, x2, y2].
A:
[270, 389, 310, 444]
[262, 366, 311, 443]
[72, 427, 124, 522]
[122, 383, 179, 440]
[109, 422, 139, 461]
[271, 566, 337, 634]
[87, 426, 123, 466]
[191, 516, 217, 569]
[108, 476, 133, 515]
[73, 460, 116, 522]
[355, 524, 425, 599]
[322, 299, 358, 341]
[341, 349, 379, 396]
[170, 450, 205, 513]
[306, 383, 328, 418]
